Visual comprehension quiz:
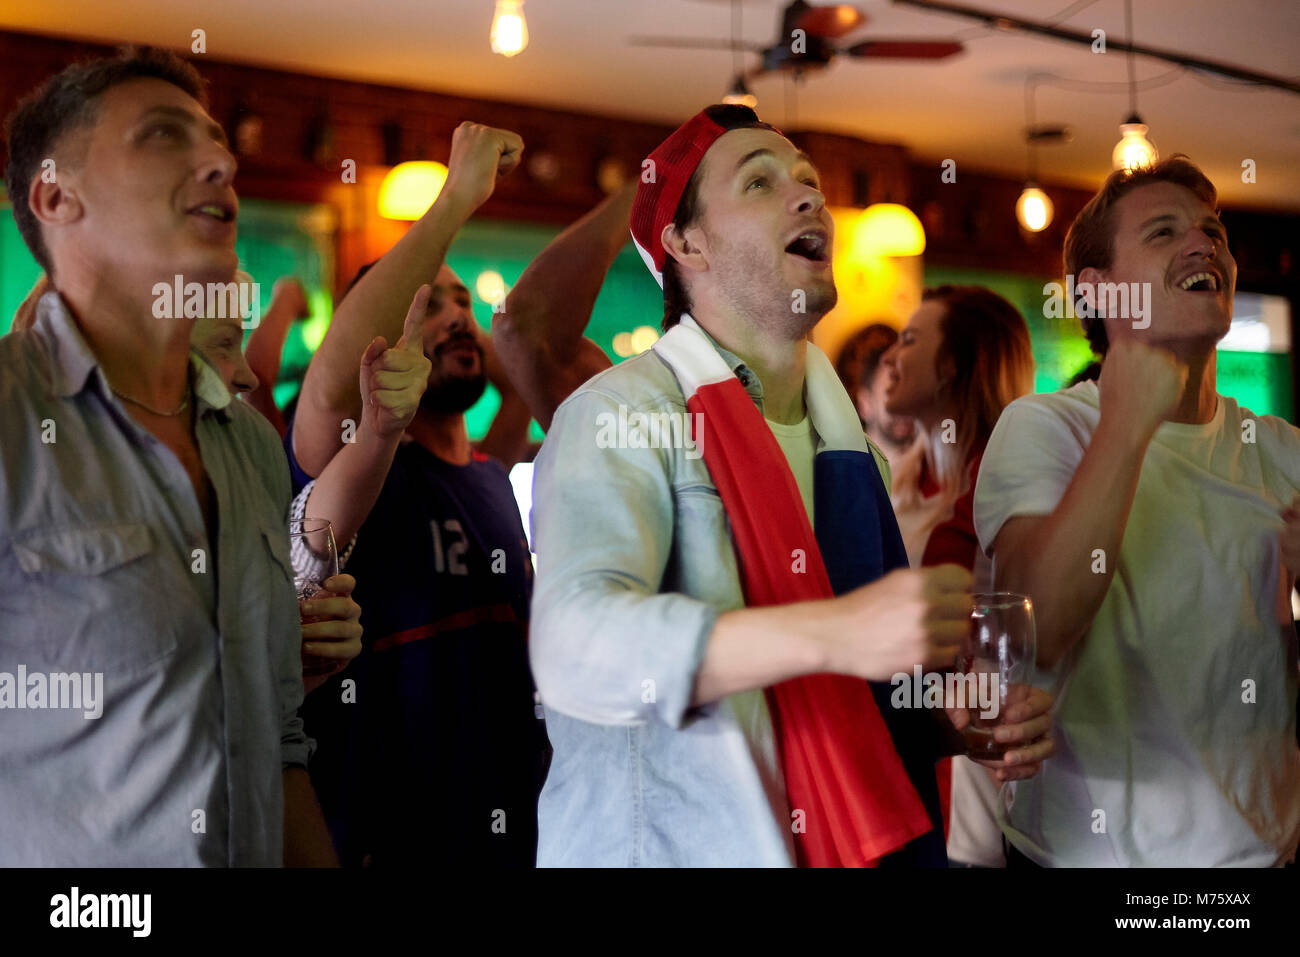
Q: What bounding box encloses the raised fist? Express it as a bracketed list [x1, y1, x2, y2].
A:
[442, 122, 524, 213]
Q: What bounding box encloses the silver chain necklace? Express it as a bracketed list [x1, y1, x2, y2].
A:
[109, 384, 190, 417]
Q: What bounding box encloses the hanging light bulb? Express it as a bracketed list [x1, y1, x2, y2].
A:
[722, 75, 757, 109]
[1015, 184, 1054, 232]
[491, 0, 528, 57]
[1113, 3, 1155, 172]
[1112, 117, 1158, 171]
[1017, 80, 1057, 234]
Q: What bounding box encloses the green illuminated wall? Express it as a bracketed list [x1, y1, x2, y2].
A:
[922, 265, 1098, 394]
[0, 201, 44, 329]
[1215, 350, 1294, 421]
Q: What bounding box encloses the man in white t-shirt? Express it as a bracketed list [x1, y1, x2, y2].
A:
[974, 155, 1300, 867]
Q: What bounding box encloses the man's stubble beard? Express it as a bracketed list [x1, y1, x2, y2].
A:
[419, 370, 488, 414]
[712, 232, 836, 340]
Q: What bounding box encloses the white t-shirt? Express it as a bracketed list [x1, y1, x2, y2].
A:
[974, 381, 1300, 867]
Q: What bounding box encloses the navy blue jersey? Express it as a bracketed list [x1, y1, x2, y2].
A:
[287, 422, 549, 867]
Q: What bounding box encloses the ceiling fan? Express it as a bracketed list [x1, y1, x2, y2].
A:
[628, 1, 964, 81]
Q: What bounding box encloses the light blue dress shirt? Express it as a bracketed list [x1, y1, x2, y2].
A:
[529, 325, 807, 867]
[0, 292, 310, 866]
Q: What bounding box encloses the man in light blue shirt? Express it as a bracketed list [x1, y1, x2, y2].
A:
[0, 45, 339, 865]
[528, 106, 1054, 866]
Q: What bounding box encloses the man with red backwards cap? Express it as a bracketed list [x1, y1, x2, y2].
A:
[527, 105, 1055, 867]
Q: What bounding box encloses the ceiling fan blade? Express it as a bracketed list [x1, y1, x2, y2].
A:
[843, 39, 965, 59]
[791, 3, 867, 39]
[627, 36, 766, 52]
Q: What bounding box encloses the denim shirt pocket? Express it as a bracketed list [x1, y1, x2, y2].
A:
[671, 484, 738, 596]
[9, 522, 178, 675]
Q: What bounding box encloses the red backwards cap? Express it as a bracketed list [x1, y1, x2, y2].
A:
[629, 110, 728, 288]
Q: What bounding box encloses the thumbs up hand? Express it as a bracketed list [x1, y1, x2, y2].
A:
[359, 284, 434, 440]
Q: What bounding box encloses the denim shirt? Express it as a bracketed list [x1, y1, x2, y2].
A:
[0, 293, 309, 866]
[529, 323, 892, 867]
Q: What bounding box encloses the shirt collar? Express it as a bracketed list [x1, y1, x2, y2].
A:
[33, 291, 99, 400]
[33, 289, 233, 420]
[678, 313, 764, 403]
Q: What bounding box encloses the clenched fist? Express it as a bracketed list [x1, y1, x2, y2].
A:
[359, 284, 434, 439]
[441, 122, 524, 214]
[821, 564, 973, 682]
[1098, 338, 1188, 438]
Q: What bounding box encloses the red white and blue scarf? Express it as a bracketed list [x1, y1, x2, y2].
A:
[653, 315, 939, 867]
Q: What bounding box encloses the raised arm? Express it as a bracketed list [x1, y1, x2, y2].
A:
[292, 289, 430, 696]
[988, 340, 1186, 669]
[299, 285, 432, 549]
[492, 183, 633, 431]
[474, 323, 533, 469]
[243, 276, 311, 437]
[293, 123, 523, 476]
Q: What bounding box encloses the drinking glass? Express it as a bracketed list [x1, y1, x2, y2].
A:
[956, 592, 1036, 759]
[289, 517, 338, 602]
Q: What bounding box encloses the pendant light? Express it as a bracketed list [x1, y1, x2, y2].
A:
[1112, 0, 1157, 171]
[1016, 186, 1053, 233]
[1016, 78, 1055, 232]
[720, 0, 757, 109]
[723, 74, 758, 109]
[491, 0, 528, 57]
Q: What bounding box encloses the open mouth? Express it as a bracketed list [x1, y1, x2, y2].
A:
[1178, 271, 1220, 293]
[188, 202, 235, 224]
[785, 230, 829, 264]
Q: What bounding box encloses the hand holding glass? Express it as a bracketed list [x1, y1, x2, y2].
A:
[289, 517, 338, 601]
[289, 517, 341, 678]
[955, 592, 1036, 760]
